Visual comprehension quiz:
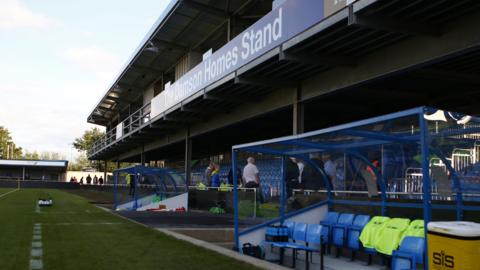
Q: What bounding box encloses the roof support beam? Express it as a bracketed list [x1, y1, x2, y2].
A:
[234, 76, 296, 88]
[180, 106, 218, 114]
[182, 0, 228, 19]
[203, 93, 248, 103]
[348, 6, 441, 36]
[412, 68, 480, 85]
[279, 49, 355, 67]
[131, 64, 163, 74]
[151, 38, 189, 52]
[163, 115, 202, 124]
[106, 96, 129, 103]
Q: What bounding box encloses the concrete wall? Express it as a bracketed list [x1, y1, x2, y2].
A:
[143, 85, 155, 106]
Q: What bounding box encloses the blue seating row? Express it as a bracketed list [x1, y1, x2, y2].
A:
[265, 212, 425, 270]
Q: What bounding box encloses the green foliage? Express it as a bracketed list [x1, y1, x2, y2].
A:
[0, 126, 22, 159]
[23, 150, 65, 161]
[73, 127, 105, 152]
[23, 150, 40, 160]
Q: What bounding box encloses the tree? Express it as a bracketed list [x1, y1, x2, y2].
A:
[68, 153, 90, 171]
[73, 127, 105, 152]
[0, 126, 23, 159]
[23, 150, 40, 160]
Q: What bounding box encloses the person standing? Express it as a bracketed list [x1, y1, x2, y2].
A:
[93, 175, 98, 185]
[242, 157, 262, 203]
[243, 157, 260, 188]
[210, 164, 220, 188]
[286, 157, 300, 198]
[322, 153, 336, 190]
[204, 161, 215, 185]
[86, 174, 92, 185]
[98, 176, 104, 185]
[227, 167, 242, 185]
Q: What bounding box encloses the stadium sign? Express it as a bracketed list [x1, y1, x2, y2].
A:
[151, 0, 329, 118]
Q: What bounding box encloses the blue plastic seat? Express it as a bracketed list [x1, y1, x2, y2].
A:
[283, 220, 295, 239]
[391, 237, 425, 270]
[320, 212, 339, 253]
[332, 213, 355, 248]
[347, 215, 371, 250]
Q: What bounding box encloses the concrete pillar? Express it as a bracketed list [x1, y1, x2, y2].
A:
[292, 86, 304, 135]
[140, 144, 145, 166]
[185, 127, 192, 186]
[103, 160, 108, 183]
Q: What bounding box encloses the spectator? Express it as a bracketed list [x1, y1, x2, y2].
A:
[128, 174, 135, 197]
[286, 157, 300, 198]
[296, 159, 305, 189]
[322, 153, 336, 190]
[86, 174, 92, 185]
[69, 176, 74, 183]
[211, 164, 220, 188]
[79, 177, 84, 185]
[243, 157, 263, 203]
[73, 176, 77, 183]
[243, 157, 260, 188]
[302, 153, 323, 190]
[93, 175, 98, 185]
[227, 167, 242, 185]
[98, 176, 104, 185]
[366, 159, 380, 182]
[204, 161, 214, 185]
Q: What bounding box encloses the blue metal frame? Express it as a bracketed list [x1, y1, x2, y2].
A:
[112, 165, 187, 211]
[232, 106, 479, 269]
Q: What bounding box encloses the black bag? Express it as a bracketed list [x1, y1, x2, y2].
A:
[265, 225, 289, 242]
[242, 243, 263, 259]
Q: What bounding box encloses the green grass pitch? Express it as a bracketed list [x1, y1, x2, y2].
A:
[0, 188, 259, 270]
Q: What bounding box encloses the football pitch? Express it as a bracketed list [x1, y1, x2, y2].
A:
[0, 188, 258, 270]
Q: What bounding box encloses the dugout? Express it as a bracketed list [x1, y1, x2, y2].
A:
[232, 107, 480, 269]
[112, 165, 187, 211]
[0, 159, 68, 181]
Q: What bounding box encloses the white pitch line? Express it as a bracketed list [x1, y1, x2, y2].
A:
[30, 223, 43, 270]
[0, 189, 19, 199]
[41, 222, 123, 226]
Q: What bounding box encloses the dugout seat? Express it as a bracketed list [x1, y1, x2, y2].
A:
[391, 236, 425, 270]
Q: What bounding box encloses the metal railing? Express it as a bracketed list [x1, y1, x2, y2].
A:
[88, 102, 151, 157]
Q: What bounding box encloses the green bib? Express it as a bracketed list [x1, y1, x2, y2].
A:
[359, 216, 391, 249]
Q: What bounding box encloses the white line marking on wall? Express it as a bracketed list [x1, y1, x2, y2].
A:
[30, 223, 43, 270]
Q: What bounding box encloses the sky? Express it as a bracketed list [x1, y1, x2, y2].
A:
[0, 0, 172, 160]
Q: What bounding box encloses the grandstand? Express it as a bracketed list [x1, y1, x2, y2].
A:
[83, 0, 480, 269]
[0, 159, 68, 181]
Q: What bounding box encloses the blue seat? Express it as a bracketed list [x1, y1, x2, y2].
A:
[283, 220, 295, 239]
[320, 212, 339, 253]
[391, 237, 425, 270]
[346, 215, 370, 260]
[332, 213, 355, 249]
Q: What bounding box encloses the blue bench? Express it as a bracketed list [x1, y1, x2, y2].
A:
[271, 222, 323, 270]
